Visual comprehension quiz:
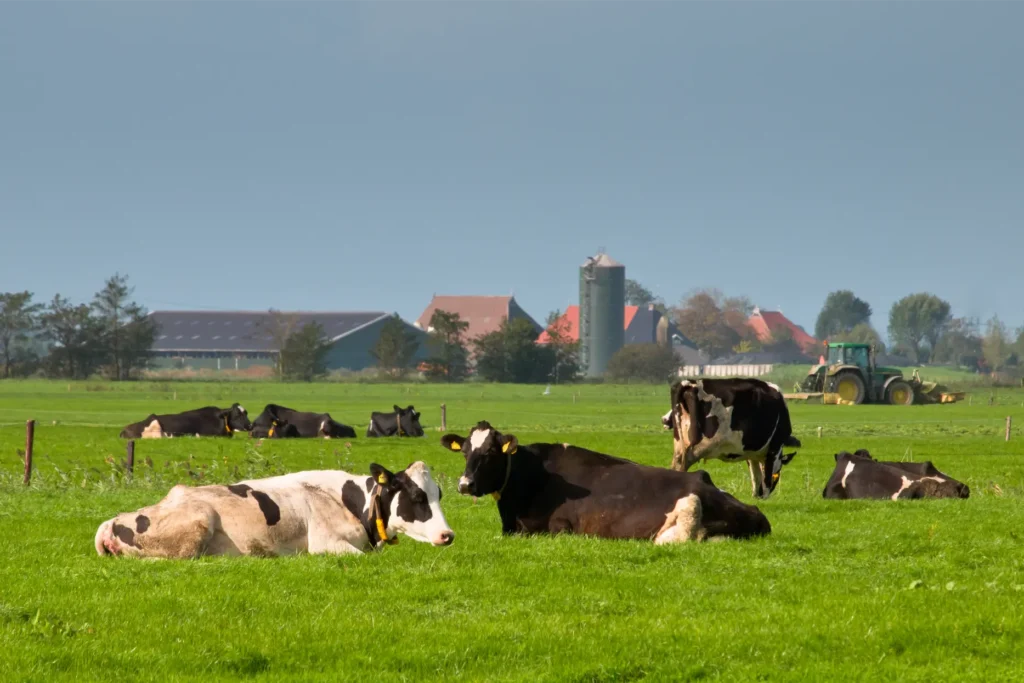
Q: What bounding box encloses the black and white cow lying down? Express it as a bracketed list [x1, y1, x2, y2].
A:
[663, 379, 801, 499]
[441, 421, 771, 543]
[94, 462, 454, 558]
[119, 404, 253, 439]
[823, 449, 970, 500]
[249, 404, 357, 439]
[366, 405, 424, 437]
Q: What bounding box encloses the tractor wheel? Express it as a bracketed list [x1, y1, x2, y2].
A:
[833, 371, 866, 405]
[886, 379, 915, 406]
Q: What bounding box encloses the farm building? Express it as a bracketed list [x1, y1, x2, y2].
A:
[537, 304, 695, 348]
[414, 295, 543, 342]
[148, 310, 428, 372]
[747, 307, 820, 355]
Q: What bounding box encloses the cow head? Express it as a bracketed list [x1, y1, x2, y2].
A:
[369, 461, 454, 546]
[394, 405, 424, 437]
[219, 403, 252, 433]
[441, 421, 518, 499]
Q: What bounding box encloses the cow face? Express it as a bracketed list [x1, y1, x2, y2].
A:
[441, 421, 518, 498]
[370, 462, 454, 546]
[394, 405, 424, 437]
[219, 403, 253, 433]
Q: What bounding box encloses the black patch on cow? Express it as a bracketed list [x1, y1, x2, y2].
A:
[227, 484, 252, 497]
[135, 515, 150, 533]
[113, 523, 136, 547]
[365, 477, 374, 493]
[395, 477, 433, 523]
[250, 490, 281, 526]
[342, 481, 367, 520]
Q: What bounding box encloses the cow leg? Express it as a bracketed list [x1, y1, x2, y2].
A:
[95, 501, 217, 559]
[748, 460, 765, 498]
[654, 494, 706, 544]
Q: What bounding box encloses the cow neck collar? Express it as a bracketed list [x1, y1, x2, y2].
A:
[223, 416, 232, 435]
[491, 446, 515, 502]
[395, 411, 403, 436]
[369, 482, 398, 548]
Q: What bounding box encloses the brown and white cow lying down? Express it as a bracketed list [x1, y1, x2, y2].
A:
[441, 421, 770, 543]
[823, 449, 970, 500]
[94, 462, 454, 558]
[663, 379, 801, 499]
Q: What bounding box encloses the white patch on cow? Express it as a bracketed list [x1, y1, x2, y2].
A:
[920, 475, 947, 484]
[654, 494, 705, 544]
[238, 405, 246, 414]
[689, 388, 746, 462]
[767, 382, 781, 394]
[469, 428, 491, 452]
[892, 476, 914, 500]
[389, 461, 454, 546]
[458, 475, 471, 491]
[841, 461, 855, 488]
[141, 419, 163, 439]
[320, 419, 328, 435]
[661, 410, 672, 428]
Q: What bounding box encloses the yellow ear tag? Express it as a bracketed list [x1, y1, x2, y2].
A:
[268, 426, 275, 437]
[449, 441, 461, 451]
[377, 474, 388, 484]
[502, 441, 516, 454]
[772, 472, 780, 482]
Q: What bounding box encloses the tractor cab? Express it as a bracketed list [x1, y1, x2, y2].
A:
[801, 341, 912, 405]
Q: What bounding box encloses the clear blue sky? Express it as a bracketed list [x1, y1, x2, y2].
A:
[2, 2, 1021, 341]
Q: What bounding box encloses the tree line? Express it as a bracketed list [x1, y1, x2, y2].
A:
[0, 275, 157, 380]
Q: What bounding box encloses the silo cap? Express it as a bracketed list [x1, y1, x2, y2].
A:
[581, 253, 623, 268]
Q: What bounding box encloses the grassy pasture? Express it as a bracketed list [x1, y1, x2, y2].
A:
[1, 380, 1024, 682]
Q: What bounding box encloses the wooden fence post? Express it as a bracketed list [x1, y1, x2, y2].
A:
[817, 426, 822, 438]
[126, 440, 135, 478]
[440, 404, 447, 431]
[1006, 416, 1012, 442]
[23, 420, 34, 486]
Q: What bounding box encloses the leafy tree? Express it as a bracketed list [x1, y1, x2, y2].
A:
[370, 315, 421, 380]
[831, 322, 887, 354]
[982, 315, 1012, 373]
[424, 309, 470, 383]
[672, 289, 756, 359]
[543, 311, 581, 384]
[0, 291, 42, 379]
[624, 279, 665, 311]
[280, 322, 330, 381]
[815, 290, 873, 340]
[887, 293, 952, 363]
[605, 344, 678, 383]
[264, 309, 302, 378]
[473, 318, 555, 383]
[930, 317, 981, 368]
[39, 295, 105, 379]
[91, 273, 156, 380]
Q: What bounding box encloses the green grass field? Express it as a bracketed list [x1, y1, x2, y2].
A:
[2, 380, 1024, 681]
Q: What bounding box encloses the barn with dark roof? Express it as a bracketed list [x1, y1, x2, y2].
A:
[148, 310, 428, 372]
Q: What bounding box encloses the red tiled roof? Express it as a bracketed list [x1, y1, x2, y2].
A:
[747, 308, 819, 353]
[537, 305, 640, 343]
[415, 295, 540, 341]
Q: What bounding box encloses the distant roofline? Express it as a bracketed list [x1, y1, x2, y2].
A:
[328, 312, 392, 342]
[149, 309, 388, 316]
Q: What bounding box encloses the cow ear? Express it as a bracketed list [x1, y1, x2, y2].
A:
[441, 434, 466, 452]
[501, 434, 518, 455]
[781, 452, 796, 465]
[217, 409, 231, 419]
[369, 463, 397, 487]
[394, 405, 402, 413]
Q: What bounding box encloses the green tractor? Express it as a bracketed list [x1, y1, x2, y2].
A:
[797, 342, 964, 405]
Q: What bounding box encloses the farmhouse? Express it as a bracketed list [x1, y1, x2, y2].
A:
[414, 295, 543, 342]
[747, 307, 820, 355]
[148, 310, 428, 372]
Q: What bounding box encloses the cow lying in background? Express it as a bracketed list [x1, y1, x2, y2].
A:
[95, 461, 454, 558]
[119, 404, 252, 439]
[249, 404, 357, 439]
[663, 379, 801, 499]
[823, 449, 970, 500]
[441, 421, 771, 543]
[366, 405, 424, 437]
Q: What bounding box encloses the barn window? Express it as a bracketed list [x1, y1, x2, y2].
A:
[229, 335, 238, 340]
[191, 335, 200, 340]
[158, 335, 167, 340]
[212, 335, 221, 340]
[174, 335, 183, 340]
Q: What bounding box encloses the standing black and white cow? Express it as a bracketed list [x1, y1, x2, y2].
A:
[366, 405, 424, 437]
[94, 461, 454, 558]
[249, 404, 357, 439]
[663, 379, 801, 499]
[441, 420, 771, 543]
[823, 449, 970, 500]
[119, 404, 253, 439]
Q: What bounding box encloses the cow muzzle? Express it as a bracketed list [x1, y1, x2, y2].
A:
[433, 529, 455, 546]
